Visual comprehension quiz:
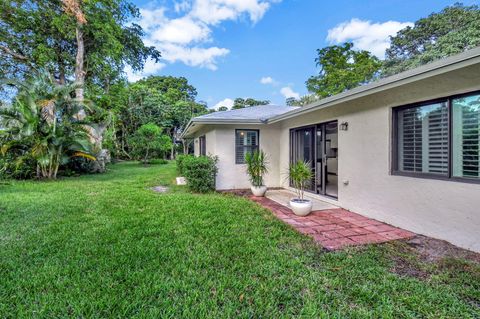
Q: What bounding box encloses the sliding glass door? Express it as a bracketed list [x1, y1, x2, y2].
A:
[290, 126, 316, 191]
[290, 120, 338, 198]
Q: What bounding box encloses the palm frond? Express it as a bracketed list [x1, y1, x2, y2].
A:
[72, 151, 96, 161]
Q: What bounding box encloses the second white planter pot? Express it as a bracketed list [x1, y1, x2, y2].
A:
[289, 199, 313, 216]
[251, 185, 267, 197]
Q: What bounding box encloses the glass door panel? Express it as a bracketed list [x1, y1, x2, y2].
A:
[324, 121, 338, 198]
[291, 127, 316, 191]
[290, 121, 338, 198]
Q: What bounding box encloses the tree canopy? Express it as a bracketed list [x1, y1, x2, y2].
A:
[306, 42, 381, 98]
[383, 3, 480, 76]
[0, 0, 160, 87]
[232, 98, 270, 109]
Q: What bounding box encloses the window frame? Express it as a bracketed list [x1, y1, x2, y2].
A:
[391, 90, 480, 185]
[199, 135, 206, 156]
[235, 129, 260, 164]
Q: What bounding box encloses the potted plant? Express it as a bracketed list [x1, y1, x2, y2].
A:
[245, 149, 269, 197]
[288, 161, 313, 216]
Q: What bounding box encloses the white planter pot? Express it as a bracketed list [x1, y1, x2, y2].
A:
[251, 185, 267, 197]
[289, 199, 313, 216]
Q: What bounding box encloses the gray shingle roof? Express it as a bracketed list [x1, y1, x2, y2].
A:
[193, 105, 299, 122]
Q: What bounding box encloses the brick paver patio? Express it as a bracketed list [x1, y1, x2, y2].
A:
[249, 195, 415, 250]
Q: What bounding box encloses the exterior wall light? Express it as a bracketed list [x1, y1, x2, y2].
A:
[339, 121, 349, 131]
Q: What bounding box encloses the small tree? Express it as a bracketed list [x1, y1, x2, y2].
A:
[129, 123, 171, 164]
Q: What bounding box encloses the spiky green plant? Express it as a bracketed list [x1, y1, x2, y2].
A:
[245, 149, 268, 187]
[288, 161, 313, 200]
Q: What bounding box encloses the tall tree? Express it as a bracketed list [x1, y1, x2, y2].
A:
[231, 98, 270, 109]
[383, 3, 480, 76]
[306, 42, 381, 98]
[61, 0, 87, 104]
[102, 76, 208, 159]
[0, 0, 160, 89]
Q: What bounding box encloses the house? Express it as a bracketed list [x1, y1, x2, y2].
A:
[182, 47, 480, 252]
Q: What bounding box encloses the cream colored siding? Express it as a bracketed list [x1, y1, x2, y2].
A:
[277, 64, 480, 252]
[212, 124, 282, 190]
[186, 60, 480, 252]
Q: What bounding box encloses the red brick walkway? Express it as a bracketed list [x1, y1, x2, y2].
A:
[250, 196, 415, 250]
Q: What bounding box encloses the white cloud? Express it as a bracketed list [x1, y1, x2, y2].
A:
[134, 1, 280, 72]
[151, 17, 211, 44]
[327, 18, 413, 58]
[160, 44, 230, 70]
[260, 76, 275, 84]
[190, 0, 272, 25]
[125, 58, 166, 82]
[174, 1, 191, 13]
[280, 86, 300, 100]
[213, 98, 234, 110]
[137, 8, 167, 31]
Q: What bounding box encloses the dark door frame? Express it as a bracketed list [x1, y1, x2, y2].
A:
[290, 120, 338, 199]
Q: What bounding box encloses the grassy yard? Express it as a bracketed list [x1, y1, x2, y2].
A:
[0, 162, 478, 318]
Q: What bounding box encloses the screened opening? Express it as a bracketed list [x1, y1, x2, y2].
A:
[235, 130, 259, 164]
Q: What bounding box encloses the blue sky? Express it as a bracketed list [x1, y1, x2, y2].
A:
[128, 0, 479, 108]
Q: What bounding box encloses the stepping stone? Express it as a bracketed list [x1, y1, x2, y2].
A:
[176, 177, 186, 185]
[151, 186, 168, 193]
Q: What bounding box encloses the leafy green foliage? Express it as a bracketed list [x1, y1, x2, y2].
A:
[0, 70, 95, 179]
[383, 3, 480, 76]
[306, 42, 381, 98]
[176, 154, 193, 176]
[0, 151, 36, 180]
[128, 123, 172, 164]
[0, 0, 159, 88]
[232, 98, 270, 110]
[288, 161, 313, 200]
[286, 94, 317, 107]
[100, 76, 209, 160]
[245, 149, 268, 187]
[183, 155, 218, 193]
[0, 162, 478, 317]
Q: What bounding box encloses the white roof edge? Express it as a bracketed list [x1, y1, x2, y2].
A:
[269, 47, 480, 123]
[181, 118, 264, 138]
[192, 118, 263, 124]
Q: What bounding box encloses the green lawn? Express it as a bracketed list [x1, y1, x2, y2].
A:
[0, 162, 478, 318]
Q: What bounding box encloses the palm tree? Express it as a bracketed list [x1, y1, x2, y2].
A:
[0, 70, 95, 179]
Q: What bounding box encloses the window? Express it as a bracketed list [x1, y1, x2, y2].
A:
[452, 94, 480, 178]
[393, 91, 480, 182]
[199, 135, 206, 156]
[235, 129, 259, 164]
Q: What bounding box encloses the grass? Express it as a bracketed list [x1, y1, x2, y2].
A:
[0, 162, 478, 318]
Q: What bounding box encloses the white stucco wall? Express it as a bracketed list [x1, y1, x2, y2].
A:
[192, 124, 282, 189]
[188, 63, 480, 251]
[213, 124, 283, 190]
[277, 64, 480, 252]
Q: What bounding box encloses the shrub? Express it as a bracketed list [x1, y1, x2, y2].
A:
[129, 123, 172, 164]
[0, 153, 36, 180]
[176, 154, 193, 175]
[183, 155, 218, 193]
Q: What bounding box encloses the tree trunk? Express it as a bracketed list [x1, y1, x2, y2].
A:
[74, 26, 85, 104]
